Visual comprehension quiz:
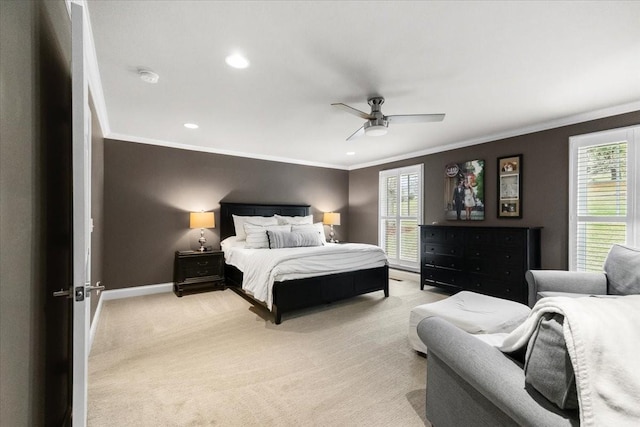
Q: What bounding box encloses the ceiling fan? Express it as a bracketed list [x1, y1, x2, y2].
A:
[332, 97, 445, 141]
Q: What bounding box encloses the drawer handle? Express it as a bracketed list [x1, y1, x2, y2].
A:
[197, 270, 209, 275]
[197, 261, 209, 266]
[475, 251, 480, 256]
[475, 267, 481, 271]
[505, 271, 511, 276]
[505, 255, 511, 259]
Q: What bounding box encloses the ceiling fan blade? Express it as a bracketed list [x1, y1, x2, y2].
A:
[332, 103, 373, 120]
[387, 113, 445, 124]
[346, 125, 365, 141]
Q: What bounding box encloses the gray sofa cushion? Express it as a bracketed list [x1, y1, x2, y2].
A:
[604, 244, 640, 295]
[524, 313, 578, 410]
[537, 291, 592, 300]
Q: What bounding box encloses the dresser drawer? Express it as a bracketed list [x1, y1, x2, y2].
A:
[422, 227, 445, 243]
[423, 253, 463, 270]
[422, 242, 463, 257]
[465, 229, 494, 245]
[495, 230, 525, 247]
[422, 227, 464, 243]
[466, 275, 525, 302]
[467, 246, 523, 266]
[465, 258, 523, 282]
[422, 267, 466, 288]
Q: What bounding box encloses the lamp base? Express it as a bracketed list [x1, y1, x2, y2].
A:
[198, 229, 206, 252]
[329, 225, 336, 243]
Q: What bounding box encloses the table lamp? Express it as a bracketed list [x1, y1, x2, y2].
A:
[190, 212, 215, 251]
[323, 212, 341, 243]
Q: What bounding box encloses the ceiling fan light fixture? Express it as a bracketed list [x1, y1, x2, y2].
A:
[364, 119, 388, 137]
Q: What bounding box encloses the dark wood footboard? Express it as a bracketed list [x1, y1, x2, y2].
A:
[225, 264, 389, 324]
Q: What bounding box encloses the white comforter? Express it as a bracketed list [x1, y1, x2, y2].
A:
[498, 295, 640, 427]
[223, 242, 388, 309]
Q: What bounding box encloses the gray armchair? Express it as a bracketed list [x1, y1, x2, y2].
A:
[526, 243, 640, 307]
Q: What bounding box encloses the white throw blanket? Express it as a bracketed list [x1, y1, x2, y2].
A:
[498, 295, 640, 427]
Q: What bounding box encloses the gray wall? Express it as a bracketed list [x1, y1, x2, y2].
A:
[349, 111, 640, 270]
[104, 140, 348, 289]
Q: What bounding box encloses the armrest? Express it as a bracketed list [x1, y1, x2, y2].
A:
[526, 270, 607, 307]
[418, 317, 576, 426]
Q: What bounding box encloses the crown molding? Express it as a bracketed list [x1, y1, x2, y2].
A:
[106, 133, 349, 170]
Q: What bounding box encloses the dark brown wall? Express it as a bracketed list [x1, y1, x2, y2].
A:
[104, 141, 348, 289]
[349, 111, 640, 270]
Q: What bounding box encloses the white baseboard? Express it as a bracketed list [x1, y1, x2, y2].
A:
[89, 282, 173, 349]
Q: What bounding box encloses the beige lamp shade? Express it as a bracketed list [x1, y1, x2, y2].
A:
[190, 212, 215, 229]
[323, 212, 341, 226]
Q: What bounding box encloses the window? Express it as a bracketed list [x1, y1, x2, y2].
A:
[379, 164, 423, 271]
[569, 125, 639, 271]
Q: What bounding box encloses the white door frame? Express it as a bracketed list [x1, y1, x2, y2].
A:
[71, 2, 91, 425]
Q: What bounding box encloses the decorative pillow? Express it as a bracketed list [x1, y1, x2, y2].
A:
[524, 313, 578, 410]
[604, 244, 640, 295]
[291, 222, 327, 243]
[244, 224, 290, 249]
[274, 214, 314, 225]
[267, 230, 324, 249]
[232, 215, 278, 240]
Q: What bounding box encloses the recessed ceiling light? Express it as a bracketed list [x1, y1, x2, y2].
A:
[225, 53, 250, 69]
[184, 123, 199, 129]
[138, 69, 159, 84]
[346, 152, 355, 156]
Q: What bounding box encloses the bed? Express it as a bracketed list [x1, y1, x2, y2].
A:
[220, 202, 389, 324]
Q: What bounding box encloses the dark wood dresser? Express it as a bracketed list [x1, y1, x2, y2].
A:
[420, 225, 541, 304]
[174, 250, 225, 296]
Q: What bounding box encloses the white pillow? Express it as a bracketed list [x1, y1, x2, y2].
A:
[232, 215, 278, 240]
[244, 224, 291, 249]
[291, 222, 326, 243]
[274, 214, 314, 225]
[220, 236, 246, 252]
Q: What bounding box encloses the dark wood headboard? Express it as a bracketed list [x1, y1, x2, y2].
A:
[220, 202, 311, 240]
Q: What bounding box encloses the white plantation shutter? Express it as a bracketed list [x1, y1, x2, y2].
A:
[569, 126, 639, 271]
[380, 164, 423, 270]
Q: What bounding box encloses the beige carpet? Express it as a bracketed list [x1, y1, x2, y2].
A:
[88, 277, 448, 426]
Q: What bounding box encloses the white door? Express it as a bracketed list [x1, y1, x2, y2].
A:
[71, 2, 91, 425]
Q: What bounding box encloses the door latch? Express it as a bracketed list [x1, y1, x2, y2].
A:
[75, 286, 85, 301]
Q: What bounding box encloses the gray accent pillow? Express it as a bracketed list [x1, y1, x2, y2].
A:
[604, 244, 640, 295]
[524, 313, 578, 410]
[267, 230, 324, 249]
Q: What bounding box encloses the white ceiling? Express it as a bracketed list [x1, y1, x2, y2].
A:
[86, 0, 640, 170]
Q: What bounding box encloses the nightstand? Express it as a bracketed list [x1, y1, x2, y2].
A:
[173, 250, 225, 297]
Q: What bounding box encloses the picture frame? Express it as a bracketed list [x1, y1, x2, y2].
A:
[444, 159, 485, 221]
[497, 154, 522, 218]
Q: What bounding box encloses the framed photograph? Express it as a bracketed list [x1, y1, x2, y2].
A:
[497, 155, 522, 218]
[444, 159, 485, 221]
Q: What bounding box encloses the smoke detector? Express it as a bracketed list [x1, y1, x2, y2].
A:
[138, 69, 159, 84]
